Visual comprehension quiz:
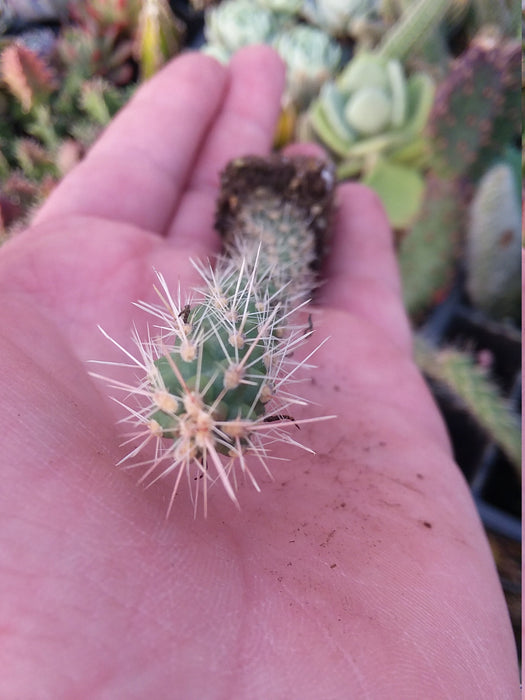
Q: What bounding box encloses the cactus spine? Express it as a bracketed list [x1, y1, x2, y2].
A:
[95, 156, 336, 515]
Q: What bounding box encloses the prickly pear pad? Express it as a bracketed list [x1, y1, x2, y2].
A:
[93, 155, 336, 515]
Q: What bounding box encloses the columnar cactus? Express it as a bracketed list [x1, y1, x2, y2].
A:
[465, 160, 521, 320]
[95, 155, 336, 515]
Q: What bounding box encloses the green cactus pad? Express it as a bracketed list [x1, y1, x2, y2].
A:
[95, 155, 336, 509]
[427, 37, 521, 179]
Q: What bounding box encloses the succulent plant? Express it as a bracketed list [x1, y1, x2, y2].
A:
[470, 0, 520, 37]
[94, 155, 336, 515]
[398, 174, 462, 318]
[465, 160, 521, 320]
[135, 0, 185, 80]
[0, 0, 142, 236]
[415, 337, 521, 476]
[377, 0, 452, 62]
[272, 24, 342, 108]
[301, 0, 381, 38]
[427, 33, 521, 180]
[306, 51, 435, 173]
[0, 42, 57, 112]
[202, 0, 280, 62]
[256, 0, 303, 14]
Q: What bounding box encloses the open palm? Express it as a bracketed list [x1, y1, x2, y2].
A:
[0, 47, 518, 698]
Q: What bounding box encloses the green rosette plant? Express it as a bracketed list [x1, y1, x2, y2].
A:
[202, 0, 281, 63]
[302, 0, 382, 38]
[306, 51, 434, 226]
[93, 155, 336, 516]
[256, 0, 303, 14]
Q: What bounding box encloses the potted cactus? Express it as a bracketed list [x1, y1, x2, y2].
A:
[93, 155, 336, 515]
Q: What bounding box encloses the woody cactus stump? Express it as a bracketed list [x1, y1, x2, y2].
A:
[94, 155, 336, 515]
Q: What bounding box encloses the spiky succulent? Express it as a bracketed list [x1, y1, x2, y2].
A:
[94, 155, 336, 515]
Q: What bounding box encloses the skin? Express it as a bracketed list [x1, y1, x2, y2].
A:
[0, 46, 519, 699]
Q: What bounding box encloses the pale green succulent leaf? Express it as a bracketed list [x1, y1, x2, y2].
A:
[344, 86, 392, 136]
[336, 52, 389, 93]
[403, 72, 435, 135]
[385, 59, 407, 127]
[309, 83, 357, 156]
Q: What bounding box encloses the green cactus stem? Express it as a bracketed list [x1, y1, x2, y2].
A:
[377, 0, 452, 61]
[306, 51, 435, 173]
[465, 161, 521, 320]
[94, 155, 336, 514]
[301, 0, 382, 38]
[427, 34, 521, 179]
[414, 337, 521, 476]
[398, 174, 462, 319]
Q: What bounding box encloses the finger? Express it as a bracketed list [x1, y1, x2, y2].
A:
[165, 45, 286, 253]
[33, 52, 228, 233]
[280, 141, 327, 159]
[316, 183, 413, 352]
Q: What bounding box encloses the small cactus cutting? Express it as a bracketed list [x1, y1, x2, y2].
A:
[94, 155, 336, 515]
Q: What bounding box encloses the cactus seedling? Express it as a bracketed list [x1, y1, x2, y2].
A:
[93, 156, 336, 515]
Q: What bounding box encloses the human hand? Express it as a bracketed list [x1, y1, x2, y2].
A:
[0, 46, 519, 698]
